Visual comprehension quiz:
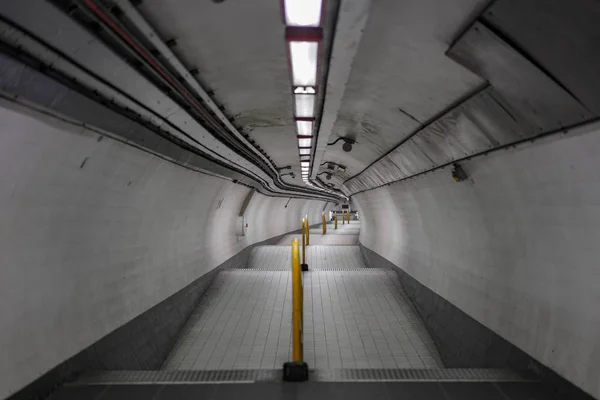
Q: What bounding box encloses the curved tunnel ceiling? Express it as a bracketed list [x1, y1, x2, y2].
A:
[1, 0, 599, 200]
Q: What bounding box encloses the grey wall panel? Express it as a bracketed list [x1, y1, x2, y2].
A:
[448, 22, 591, 133]
[461, 89, 527, 145]
[484, 0, 600, 115]
[376, 158, 406, 181]
[412, 132, 451, 166]
[388, 139, 433, 176]
[353, 121, 600, 398]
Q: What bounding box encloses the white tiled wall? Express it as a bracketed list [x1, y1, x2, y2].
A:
[353, 123, 600, 398]
[0, 101, 327, 398]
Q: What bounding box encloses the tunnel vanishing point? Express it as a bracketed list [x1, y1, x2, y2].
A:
[1, 0, 599, 399]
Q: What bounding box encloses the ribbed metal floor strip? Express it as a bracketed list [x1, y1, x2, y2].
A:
[72, 368, 535, 385]
[230, 268, 390, 272]
[230, 268, 375, 271]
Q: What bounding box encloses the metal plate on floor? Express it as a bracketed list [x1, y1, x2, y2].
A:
[73, 368, 535, 385]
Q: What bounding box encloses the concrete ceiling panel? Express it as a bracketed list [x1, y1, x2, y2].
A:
[448, 22, 592, 134]
[484, 0, 600, 115]
[137, 0, 297, 167]
[325, 0, 486, 177]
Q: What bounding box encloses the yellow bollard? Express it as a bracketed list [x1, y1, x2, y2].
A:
[305, 215, 310, 246]
[334, 212, 338, 230]
[321, 212, 326, 235]
[342, 210, 345, 225]
[283, 239, 308, 381]
[301, 218, 308, 271]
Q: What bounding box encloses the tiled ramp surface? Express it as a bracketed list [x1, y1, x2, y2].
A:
[277, 234, 358, 245]
[277, 221, 361, 245]
[247, 245, 365, 270]
[162, 269, 443, 370]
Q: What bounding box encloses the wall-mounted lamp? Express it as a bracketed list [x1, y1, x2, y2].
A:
[327, 137, 356, 153]
[451, 164, 468, 182]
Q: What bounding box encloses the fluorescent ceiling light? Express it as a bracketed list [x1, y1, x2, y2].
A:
[301, 161, 309, 167]
[296, 120, 313, 136]
[295, 94, 315, 118]
[294, 86, 316, 94]
[289, 41, 318, 86]
[299, 148, 311, 155]
[298, 137, 312, 148]
[284, 0, 322, 27]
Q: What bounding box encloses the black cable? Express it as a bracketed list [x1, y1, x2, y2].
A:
[327, 137, 345, 146]
[327, 137, 356, 146]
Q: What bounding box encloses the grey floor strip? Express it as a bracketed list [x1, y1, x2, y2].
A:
[72, 368, 535, 385]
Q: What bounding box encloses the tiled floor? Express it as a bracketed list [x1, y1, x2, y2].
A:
[247, 245, 365, 270]
[162, 251, 443, 370]
[277, 234, 359, 245]
[162, 222, 442, 371]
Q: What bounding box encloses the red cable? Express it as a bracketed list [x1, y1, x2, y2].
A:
[84, 0, 211, 120]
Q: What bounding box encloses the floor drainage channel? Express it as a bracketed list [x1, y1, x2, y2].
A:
[71, 368, 536, 385]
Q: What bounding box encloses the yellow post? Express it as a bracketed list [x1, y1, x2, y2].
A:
[321, 212, 326, 235]
[283, 239, 308, 381]
[291, 239, 303, 362]
[334, 212, 338, 229]
[301, 218, 308, 270]
[342, 210, 345, 225]
[305, 215, 310, 245]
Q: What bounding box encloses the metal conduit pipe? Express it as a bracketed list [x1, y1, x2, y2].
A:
[76, 0, 339, 199]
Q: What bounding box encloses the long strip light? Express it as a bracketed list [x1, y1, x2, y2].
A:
[284, 0, 322, 27]
[298, 137, 312, 148]
[289, 42, 319, 87]
[296, 120, 313, 136]
[283, 0, 323, 186]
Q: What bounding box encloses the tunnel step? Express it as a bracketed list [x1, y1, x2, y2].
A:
[247, 245, 366, 269]
[71, 368, 534, 385]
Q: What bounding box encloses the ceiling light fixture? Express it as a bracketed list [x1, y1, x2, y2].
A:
[296, 119, 313, 136]
[295, 94, 315, 118]
[283, 1, 323, 187]
[284, 0, 322, 27]
[289, 41, 319, 87]
[298, 137, 312, 148]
